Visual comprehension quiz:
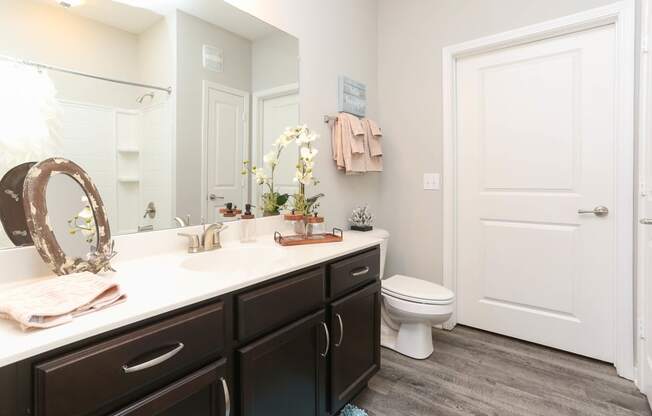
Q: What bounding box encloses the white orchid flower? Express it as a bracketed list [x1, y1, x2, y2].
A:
[300, 147, 318, 161]
[263, 150, 278, 166]
[274, 133, 294, 147]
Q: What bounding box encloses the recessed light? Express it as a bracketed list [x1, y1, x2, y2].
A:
[58, 0, 85, 7]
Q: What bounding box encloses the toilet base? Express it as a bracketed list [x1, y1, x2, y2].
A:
[381, 315, 434, 360]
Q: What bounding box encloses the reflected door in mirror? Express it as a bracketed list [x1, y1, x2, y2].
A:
[205, 83, 247, 222]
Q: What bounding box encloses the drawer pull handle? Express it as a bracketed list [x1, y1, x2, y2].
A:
[335, 313, 344, 347]
[321, 322, 330, 357]
[220, 377, 231, 416]
[122, 342, 184, 374]
[351, 266, 370, 277]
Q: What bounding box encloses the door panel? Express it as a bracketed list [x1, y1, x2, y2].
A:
[456, 25, 616, 361]
[238, 310, 328, 416]
[205, 84, 247, 222]
[330, 282, 380, 413]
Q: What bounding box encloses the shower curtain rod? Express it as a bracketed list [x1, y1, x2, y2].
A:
[0, 54, 172, 94]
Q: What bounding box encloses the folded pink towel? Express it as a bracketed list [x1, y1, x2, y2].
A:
[0, 273, 126, 330]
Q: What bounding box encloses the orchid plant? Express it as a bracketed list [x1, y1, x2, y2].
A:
[291, 125, 322, 216]
[67, 196, 96, 244]
[242, 124, 321, 216]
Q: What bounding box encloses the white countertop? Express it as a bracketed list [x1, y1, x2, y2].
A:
[0, 230, 382, 368]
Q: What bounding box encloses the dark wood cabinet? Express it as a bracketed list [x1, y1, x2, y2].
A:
[34, 301, 225, 416]
[111, 359, 231, 416]
[236, 268, 325, 342]
[329, 282, 381, 412]
[0, 246, 380, 416]
[328, 248, 380, 298]
[238, 310, 328, 416]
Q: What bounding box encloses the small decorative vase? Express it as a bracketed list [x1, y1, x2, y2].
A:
[294, 219, 307, 236]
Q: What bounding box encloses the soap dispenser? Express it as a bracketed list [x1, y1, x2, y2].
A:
[239, 203, 256, 243]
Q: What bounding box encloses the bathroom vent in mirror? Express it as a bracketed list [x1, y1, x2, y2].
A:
[23, 158, 116, 275]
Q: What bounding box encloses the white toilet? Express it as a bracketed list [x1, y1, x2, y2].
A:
[366, 229, 455, 360]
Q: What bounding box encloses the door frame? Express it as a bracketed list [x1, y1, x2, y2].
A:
[638, 0, 652, 394]
[201, 80, 250, 220]
[442, 1, 636, 379]
[250, 83, 300, 206]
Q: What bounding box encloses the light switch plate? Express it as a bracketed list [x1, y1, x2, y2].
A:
[423, 173, 440, 190]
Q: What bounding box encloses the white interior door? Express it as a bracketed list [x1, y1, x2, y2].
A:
[204, 82, 248, 222]
[456, 24, 617, 361]
[254, 90, 299, 205]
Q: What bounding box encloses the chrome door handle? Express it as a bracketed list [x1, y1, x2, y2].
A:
[209, 194, 224, 201]
[122, 342, 184, 373]
[577, 206, 609, 217]
[351, 266, 370, 277]
[320, 322, 330, 357]
[220, 377, 231, 416]
[641, 218, 652, 225]
[334, 313, 344, 348]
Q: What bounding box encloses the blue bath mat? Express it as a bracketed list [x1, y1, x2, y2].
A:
[340, 404, 368, 416]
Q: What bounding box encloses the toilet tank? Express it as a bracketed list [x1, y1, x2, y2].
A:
[366, 228, 390, 279]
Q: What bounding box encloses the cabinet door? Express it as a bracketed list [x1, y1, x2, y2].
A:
[111, 359, 231, 416]
[238, 310, 328, 416]
[330, 282, 381, 412]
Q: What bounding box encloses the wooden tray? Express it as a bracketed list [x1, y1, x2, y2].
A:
[274, 228, 343, 246]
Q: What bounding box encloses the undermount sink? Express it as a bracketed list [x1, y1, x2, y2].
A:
[180, 244, 289, 274]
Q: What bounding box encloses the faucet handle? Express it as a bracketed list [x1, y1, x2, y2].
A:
[178, 232, 201, 253]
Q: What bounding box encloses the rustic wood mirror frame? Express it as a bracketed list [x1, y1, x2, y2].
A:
[23, 158, 114, 275]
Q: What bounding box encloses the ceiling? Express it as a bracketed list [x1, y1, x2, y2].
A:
[35, 0, 163, 34]
[112, 0, 278, 40]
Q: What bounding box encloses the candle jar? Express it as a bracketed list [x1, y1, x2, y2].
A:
[305, 214, 325, 237]
[284, 211, 306, 237]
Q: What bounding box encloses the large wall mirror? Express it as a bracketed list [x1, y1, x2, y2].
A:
[0, 0, 299, 250]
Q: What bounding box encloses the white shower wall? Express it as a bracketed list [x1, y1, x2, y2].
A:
[0, 99, 174, 249]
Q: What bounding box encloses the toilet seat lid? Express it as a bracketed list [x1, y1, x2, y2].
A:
[382, 275, 455, 304]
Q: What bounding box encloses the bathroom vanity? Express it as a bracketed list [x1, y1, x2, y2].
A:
[0, 240, 381, 416]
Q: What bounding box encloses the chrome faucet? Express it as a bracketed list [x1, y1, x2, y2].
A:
[203, 222, 228, 251]
[178, 222, 229, 253]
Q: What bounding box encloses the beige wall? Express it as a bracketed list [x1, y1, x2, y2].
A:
[175, 10, 253, 222]
[376, 0, 620, 282]
[222, 0, 381, 228]
[251, 31, 299, 92]
[0, 0, 142, 108]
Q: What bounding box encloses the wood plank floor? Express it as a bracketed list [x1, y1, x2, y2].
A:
[354, 326, 651, 416]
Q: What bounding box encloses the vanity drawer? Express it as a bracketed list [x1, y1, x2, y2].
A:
[237, 268, 325, 342]
[34, 301, 225, 416]
[329, 248, 380, 298]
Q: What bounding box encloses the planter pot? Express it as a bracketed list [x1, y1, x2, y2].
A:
[351, 225, 373, 232]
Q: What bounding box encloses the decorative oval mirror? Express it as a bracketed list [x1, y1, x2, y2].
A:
[0, 162, 36, 246]
[23, 158, 115, 275]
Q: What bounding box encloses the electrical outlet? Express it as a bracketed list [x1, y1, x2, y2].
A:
[423, 173, 440, 190]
